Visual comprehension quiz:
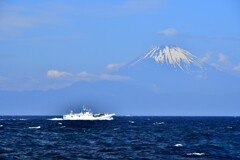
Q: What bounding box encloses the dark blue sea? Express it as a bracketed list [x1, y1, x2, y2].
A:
[0, 116, 240, 159]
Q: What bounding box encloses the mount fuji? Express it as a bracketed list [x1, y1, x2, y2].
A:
[118, 45, 239, 91]
[130, 45, 202, 72]
[118, 45, 210, 86]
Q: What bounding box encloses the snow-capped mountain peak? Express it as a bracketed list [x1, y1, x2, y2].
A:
[131, 46, 202, 71]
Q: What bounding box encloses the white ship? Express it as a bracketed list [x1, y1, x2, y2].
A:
[63, 106, 115, 120]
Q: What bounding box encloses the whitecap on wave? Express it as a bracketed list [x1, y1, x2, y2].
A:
[153, 122, 165, 125]
[129, 120, 134, 123]
[187, 152, 205, 156]
[113, 128, 120, 131]
[29, 126, 41, 129]
[0, 125, 3, 127]
[48, 118, 63, 121]
[19, 119, 27, 121]
[174, 144, 183, 147]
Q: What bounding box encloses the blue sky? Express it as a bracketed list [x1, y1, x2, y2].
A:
[0, 0, 240, 115]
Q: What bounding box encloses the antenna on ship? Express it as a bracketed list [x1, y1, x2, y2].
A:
[82, 105, 86, 113]
[82, 105, 91, 113]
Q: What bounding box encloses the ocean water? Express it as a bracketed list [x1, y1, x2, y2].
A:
[0, 116, 240, 159]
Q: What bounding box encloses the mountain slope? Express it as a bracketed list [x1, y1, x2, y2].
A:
[130, 46, 202, 71]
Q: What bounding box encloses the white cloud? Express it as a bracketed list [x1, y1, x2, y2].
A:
[47, 70, 71, 78]
[200, 52, 212, 63]
[212, 53, 232, 71]
[233, 64, 240, 73]
[0, 70, 131, 91]
[46, 70, 131, 90]
[218, 53, 228, 63]
[203, 53, 229, 70]
[75, 71, 97, 81]
[157, 28, 177, 36]
[105, 63, 123, 71]
[202, 52, 240, 74]
[47, 69, 130, 81]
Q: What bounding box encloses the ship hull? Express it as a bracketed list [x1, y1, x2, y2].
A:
[63, 113, 115, 120]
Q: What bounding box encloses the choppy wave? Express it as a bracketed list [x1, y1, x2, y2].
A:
[0, 118, 27, 121]
[187, 152, 205, 156]
[174, 144, 183, 147]
[113, 128, 120, 131]
[48, 118, 63, 121]
[153, 122, 165, 125]
[0, 116, 239, 159]
[28, 126, 41, 129]
[129, 120, 134, 123]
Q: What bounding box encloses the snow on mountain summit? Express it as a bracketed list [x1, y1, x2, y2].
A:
[131, 46, 202, 71]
